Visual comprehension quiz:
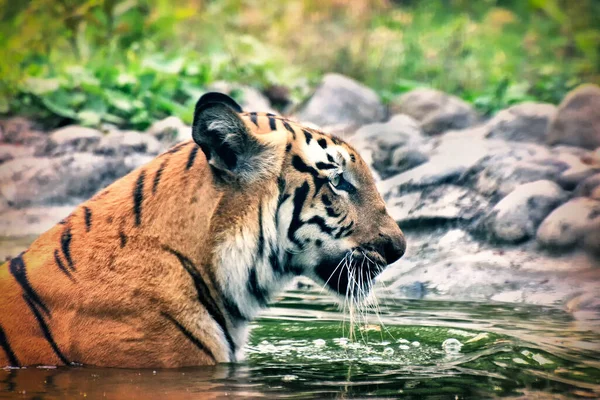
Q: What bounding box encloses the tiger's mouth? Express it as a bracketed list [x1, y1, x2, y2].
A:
[314, 249, 386, 298]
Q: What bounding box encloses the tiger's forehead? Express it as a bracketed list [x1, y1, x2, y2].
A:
[240, 112, 355, 167]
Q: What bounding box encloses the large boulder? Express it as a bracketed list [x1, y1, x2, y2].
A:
[575, 173, 600, 200]
[0, 144, 34, 164]
[390, 88, 478, 135]
[485, 102, 556, 143]
[0, 154, 132, 208]
[536, 197, 600, 254]
[0, 117, 46, 146]
[207, 81, 275, 114]
[146, 116, 191, 145]
[547, 84, 600, 149]
[348, 114, 425, 178]
[479, 180, 567, 243]
[387, 184, 488, 228]
[296, 73, 385, 128]
[36, 125, 103, 156]
[95, 130, 162, 156]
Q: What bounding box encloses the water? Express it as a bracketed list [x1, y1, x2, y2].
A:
[1, 288, 599, 399]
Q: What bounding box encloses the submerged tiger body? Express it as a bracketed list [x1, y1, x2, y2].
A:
[0, 93, 405, 368]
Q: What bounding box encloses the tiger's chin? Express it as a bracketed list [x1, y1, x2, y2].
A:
[313, 251, 386, 301]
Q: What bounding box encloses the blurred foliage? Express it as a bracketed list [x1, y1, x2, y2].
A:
[0, 0, 598, 129]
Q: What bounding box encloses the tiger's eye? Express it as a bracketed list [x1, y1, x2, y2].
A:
[330, 173, 341, 187]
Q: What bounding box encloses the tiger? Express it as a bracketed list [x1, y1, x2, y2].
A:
[0, 92, 406, 368]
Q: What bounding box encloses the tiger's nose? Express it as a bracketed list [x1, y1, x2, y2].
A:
[381, 234, 406, 265]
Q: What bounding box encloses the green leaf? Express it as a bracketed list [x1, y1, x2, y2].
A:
[77, 110, 102, 126]
[23, 77, 61, 95]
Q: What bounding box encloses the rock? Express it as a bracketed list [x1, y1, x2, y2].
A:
[0, 117, 46, 145]
[0, 144, 34, 164]
[390, 88, 478, 135]
[349, 114, 425, 178]
[387, 185, 488, 228]
[36, 125, 103, 156]
[0, 154, 132, 208]
[207, 82, 275, 113]
[547, 84, 600, 149]
[296, 73, 385, 127]
[146, 116, 191, 144]
[479, 180, 568, 243]
[552, 149, 600, 190]
[0, 206, 76, 237]
[378, 133, 509, 197]
[575, 173, 600, 200]
[485, 102, 556, 143]
[536, 198, 600, 253]
[95, 130, 162, 156]
[387, 147, 429, 178]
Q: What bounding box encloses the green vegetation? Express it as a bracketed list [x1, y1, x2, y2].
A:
[0, 0, 598, 130]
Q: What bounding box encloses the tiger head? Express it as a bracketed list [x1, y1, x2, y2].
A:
[193, 93, 405, 305]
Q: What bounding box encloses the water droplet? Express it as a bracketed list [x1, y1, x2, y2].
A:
[313, 339, 326, 347]
[383, 347, 394, 355]
[397, 338, 410, 344]
[399, 345, 410, 350]
[411, 341, 420, 347]
[442, 338, 463, 354]
[282, 375, 297, 382]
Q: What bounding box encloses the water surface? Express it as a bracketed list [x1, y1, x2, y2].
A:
[1, 288, 599, 399]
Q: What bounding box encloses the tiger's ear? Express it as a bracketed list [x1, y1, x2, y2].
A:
[192, 92, 277, 186]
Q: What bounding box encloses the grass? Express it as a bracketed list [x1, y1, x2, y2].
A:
[0, 0, 598, 130]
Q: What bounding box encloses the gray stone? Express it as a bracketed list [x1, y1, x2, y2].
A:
[0, 144, 34, 164]
[146, 116, 191, 144]
[575, 173, 600, 200]
[387, 147, 429, 178]
[536, 198, 600, 252]
[0, 206, 75, 237]
[37, 125, 103, 156]
[387, 185, 488, 228]
[207, 81, 275, 113]
[390, 88, 478, 135]
[0, 117, 46, 145]
[547, 84, 600, 149]
[552, 149, 600, 190]
[0, 154, 132, 208]
[485, 102, 556, 143]
[95, 130, 162, 156]
[349, 114, 425, 177]
[480, 180, 568, 243]
[296, 73, 385, 128]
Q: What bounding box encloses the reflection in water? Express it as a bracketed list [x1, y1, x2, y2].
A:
[1, 290, 599, 399]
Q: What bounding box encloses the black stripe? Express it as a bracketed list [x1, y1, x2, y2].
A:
[305, 216, 336, 235]
[186, 146, 199, 170]
[60, 227, 75, 271]
[247, 267, 268, 306]
[325, 206, 341, 218]
[315, 162, 337, 170]
[9, 254, 50, 316]
[335, 220, 355, 239]
[350, 154, 356, 162]
[153, 160, 167, 194]
[287, 182, 310, 247]
[162, 246, 237, 359]
[303, 130, 312, 145]
[161, 312, 216, 363]
[256, 203, 266, 259]
[54, 250, 74, 281]
[317, 138, 327, 149]
[282, 120, 295, 134]
[285, 143, 292, 152]
[22, 295, 70, 365]
[249, 112, 259, 127]
[167, 141, 188, 154]
[119, 231, 127, 248]
[291, 156, 328, 197]
[268, 116, 277, 131]
[133, 170, 145, 226]
[321, 194, 332, 206]
[0, 324, 19, 367]
[326, 154, 335, 163]
[83, 207, 92, 232]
